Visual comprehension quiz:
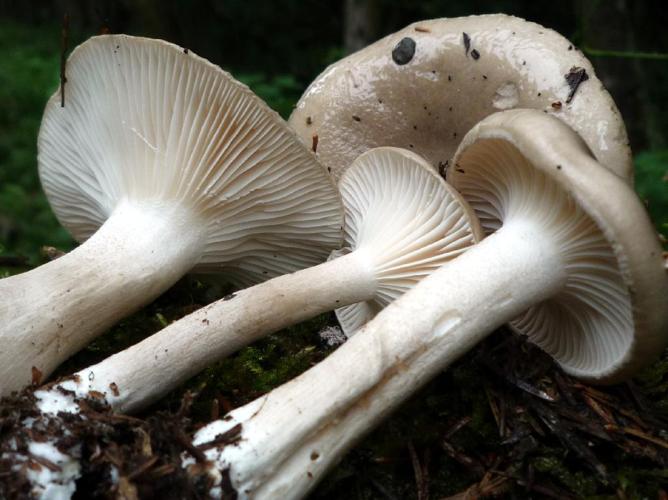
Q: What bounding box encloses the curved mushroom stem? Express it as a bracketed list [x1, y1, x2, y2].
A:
[0, 200, 206, 396]
[54, 249, 377, 413]
[193, 219, 566, 499]
[40, 147, 478, 414]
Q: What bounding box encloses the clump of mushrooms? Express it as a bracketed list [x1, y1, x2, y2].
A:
[291, 12, 640, 339]
[0, 34, 342, 396]
[33, 146, 480, 415]
[289, 14, 632, 184]
[190, 110, 667, 499]
[11, 146, 481, 498]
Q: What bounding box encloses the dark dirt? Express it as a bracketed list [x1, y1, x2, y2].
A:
[1, 275, 667, 498]
[565, 66, 589, 104]
[391, 37, 416, 66]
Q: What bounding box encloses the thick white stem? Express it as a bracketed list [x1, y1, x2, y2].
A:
[197, 219, 567, 498]
[0, 200, 205, 396]
[66, 250, 377, 413]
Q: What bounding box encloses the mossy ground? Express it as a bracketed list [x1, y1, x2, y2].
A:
[34, 272, 667, 499]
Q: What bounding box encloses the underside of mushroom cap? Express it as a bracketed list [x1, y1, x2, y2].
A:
[449, 109, 668, 384]
[334, 147, 481, 335]
[39, 35, 343, 285]
[289, 14, 631, 183]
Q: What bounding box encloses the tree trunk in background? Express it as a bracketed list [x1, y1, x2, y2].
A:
[344, 0, 379, 54]
[578, 0, 662, 151]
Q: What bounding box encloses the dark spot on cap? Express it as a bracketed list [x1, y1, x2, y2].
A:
[537, 92, 542, 97]
[352, 115, 361, 122]
[565, 66, 589, 103]
[306, 116, 312, 125]
[183, 48, 189, 54]
[471, 49, 480, 60]
[448, 75, 452, 81]
[556, 165, 562, 170]
[568, 45, 573, 50]
[392, 37, 416, 65]
[462, 32, 471, 55]
[482, 75, 487, 79]
[438, 160, 449, 178]
[409, 144, 414, 148]
[311, 451, 320, 460]
[551, 101, 562, 110]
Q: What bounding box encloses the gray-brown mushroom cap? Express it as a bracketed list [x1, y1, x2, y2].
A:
[449, 109, 668, 383]
[289, 14, 631, 184]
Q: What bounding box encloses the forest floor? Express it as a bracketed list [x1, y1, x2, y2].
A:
[2, 273, 668, 499]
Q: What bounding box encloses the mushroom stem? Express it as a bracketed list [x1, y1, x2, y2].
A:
[0, 200, 206, 395]
[38, 147, 478, 414]
[194, 219, 566, 498]
[71, 250, 376, 413]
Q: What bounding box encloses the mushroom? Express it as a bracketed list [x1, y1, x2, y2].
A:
[0, 34, 343, 396]
[289, 14, 632, 184]
[34, 147, 481, 415]
[191, 110, 668, 499]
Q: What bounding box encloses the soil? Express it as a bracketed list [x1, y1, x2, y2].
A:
[1, 276, 667, 498]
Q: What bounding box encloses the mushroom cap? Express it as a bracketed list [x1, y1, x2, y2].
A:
[334, 147, 482, 335]
[38, 35, 343, 286]
[289, 14, 631, 184]
[449, 109, 668, 383]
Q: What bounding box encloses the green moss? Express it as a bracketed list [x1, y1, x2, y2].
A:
[533, 455, 599, 495]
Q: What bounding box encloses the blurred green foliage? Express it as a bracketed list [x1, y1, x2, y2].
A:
[237, 73, 303, 119]
[0, 21, 318, 266]
[0, 21, 72, 264]
[2, 19, 667, 267]
[635, 150, 668, 237]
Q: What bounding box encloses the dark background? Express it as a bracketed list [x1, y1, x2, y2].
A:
[0, 0, 666, 264]
[1, 1, 667, 498]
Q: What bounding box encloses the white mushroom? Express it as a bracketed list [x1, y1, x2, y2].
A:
[192, 110, 668, 499]
[0, 35, 342, 396]
[289, 14, 632, 184]
[36, 147, 480, 414]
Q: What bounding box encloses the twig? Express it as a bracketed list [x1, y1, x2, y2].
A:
[407, 442, 429, 500]
[583, 46, 668, 60]
[60, 14, 69, 108]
